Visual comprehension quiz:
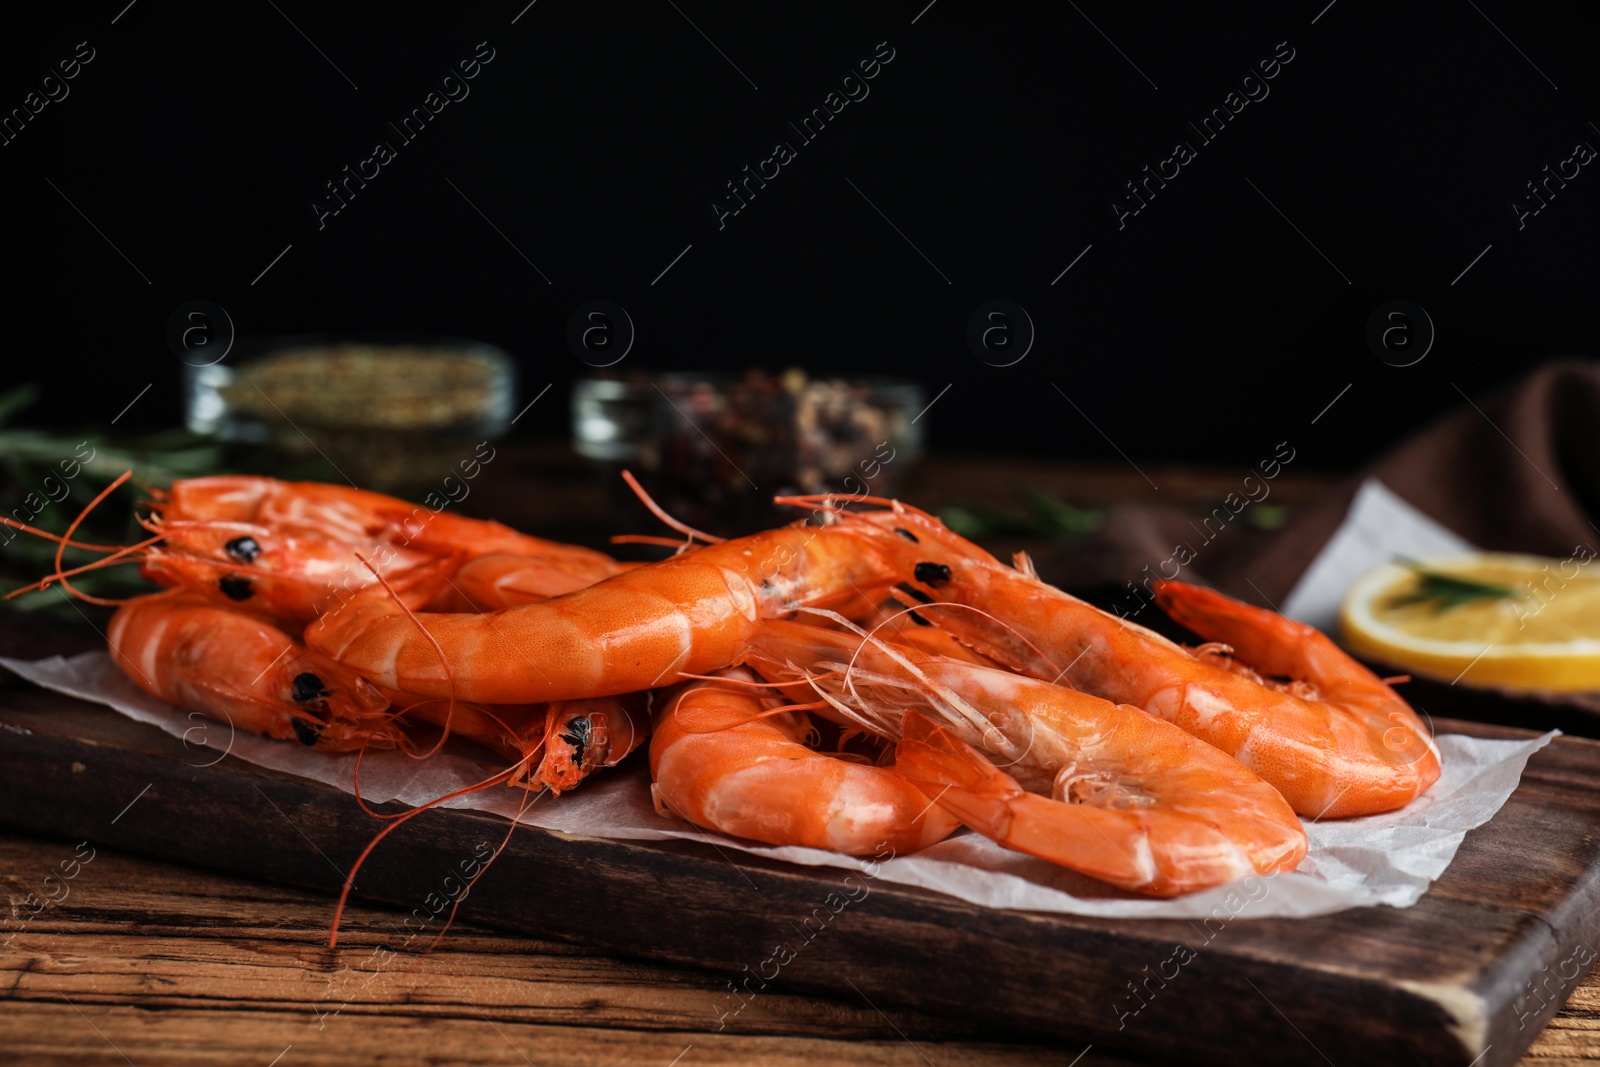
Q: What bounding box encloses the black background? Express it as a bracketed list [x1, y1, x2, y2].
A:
[1, 1, 1594, 471]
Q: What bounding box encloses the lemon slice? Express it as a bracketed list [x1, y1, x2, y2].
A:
[1340, 552, 1600, 693]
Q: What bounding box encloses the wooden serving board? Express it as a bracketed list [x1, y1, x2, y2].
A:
[2, 678, 1599, 1067]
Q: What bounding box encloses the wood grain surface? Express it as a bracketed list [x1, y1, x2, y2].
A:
[3, 679, 1600, 1066]
[0, 830, 1112, 1067]
[4, 821, 1600, 1067]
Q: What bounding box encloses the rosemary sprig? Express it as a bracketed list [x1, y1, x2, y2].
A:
[0, 384, 229, 617]
[1385, 558, 1515, 613]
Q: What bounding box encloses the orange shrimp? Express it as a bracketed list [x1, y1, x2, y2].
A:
[159, 475, 624, 576]
[138, 519, 435, 630]
[108, 592, 400, 751]
[1149, 579, 1440, 818]
[303, 520, 914, 704]
[780, 497, 1439, 818]
[650, 670, 960, 854]
[6, 508, 434, 631]
[741, 619, 1307, 894]
[21, 484, 620, 632]
[383, 689, 648, 793]
[894, 713, 1299, 897]
[538, 694, 651, 794]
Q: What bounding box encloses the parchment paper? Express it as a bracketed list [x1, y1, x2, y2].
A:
[1, 648, 1552, 920]
[1282, 478, 1475, 633]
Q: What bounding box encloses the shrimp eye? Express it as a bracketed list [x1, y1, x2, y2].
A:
[914, 562, 952, 586]
[560, 716, 592, 764]
[225, 536, 261, 563]
[292, 673, 328, 702]
[219, 575, 253, 600]
[291, 717, 322, 746]
[895, 527, 920, 543]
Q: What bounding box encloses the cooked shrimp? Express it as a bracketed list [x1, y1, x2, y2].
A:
[33, 496, 621, 634]
[783, 497, 1439, 818]
[303, 520, 913, 704]
[159, 475, 624, 575]
[538, 694, 651, 794]
[1150, 579, 1440, 817]
[742, 619, 1306, 892]
[894, 713, 1300, 897]
[138, 519, 434, 629]
[650, 670, 960, 854]
[382, 689, 647, 792]
[9, 511, 435, 631]
[108, 592, 399, 751]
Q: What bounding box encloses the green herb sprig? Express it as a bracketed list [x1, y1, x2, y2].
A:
[1384, 558, 1515, 613]
[0, 384, 228, 616]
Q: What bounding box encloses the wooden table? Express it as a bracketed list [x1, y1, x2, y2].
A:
[3, 827, 1598, 1066]
[3, 445, 1599, 1064]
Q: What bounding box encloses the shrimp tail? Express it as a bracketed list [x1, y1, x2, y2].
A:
[895, 711, 1304, 896]
[1153, 581, 1310, 673]
[893, 712, 1018, 832]
[894, 712, 1155, 892]
[1155, 579, 1387, 696]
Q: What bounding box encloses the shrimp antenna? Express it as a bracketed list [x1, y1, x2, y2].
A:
[610, 533, 699, 552]
[620, 469, 725, 545]
[5, 531, 165, 600]
[774, 493, 925, 517]
[800, 608, 995, 729]
[351, 732, 396, 818]
[328, 760, 538, 948]
[356, 552, 459, 761]
[857, 602, 1056, 769]
[349, 699, 536, 820]
[425, 774, 538, 953]
[792, 607, 1036, 770]
[666, 684, 833, 735]
[49, 471, 140, 606]
[0, 517, 126, 553]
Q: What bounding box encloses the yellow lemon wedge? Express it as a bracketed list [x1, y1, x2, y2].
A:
[1340, 551, 1600, 693]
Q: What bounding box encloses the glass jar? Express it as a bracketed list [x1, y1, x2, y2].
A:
[183, 336, 514, 490]
[573, 370, 925, 537]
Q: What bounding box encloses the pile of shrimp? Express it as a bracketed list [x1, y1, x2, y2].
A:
[10, 471, 1442, 915]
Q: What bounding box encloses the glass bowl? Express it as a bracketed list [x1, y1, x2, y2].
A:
[573, 371, 925, 537]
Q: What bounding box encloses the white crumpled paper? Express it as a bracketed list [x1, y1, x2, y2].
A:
[1282, 478, 1475, 633]
[2, 644, 1553, 920]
